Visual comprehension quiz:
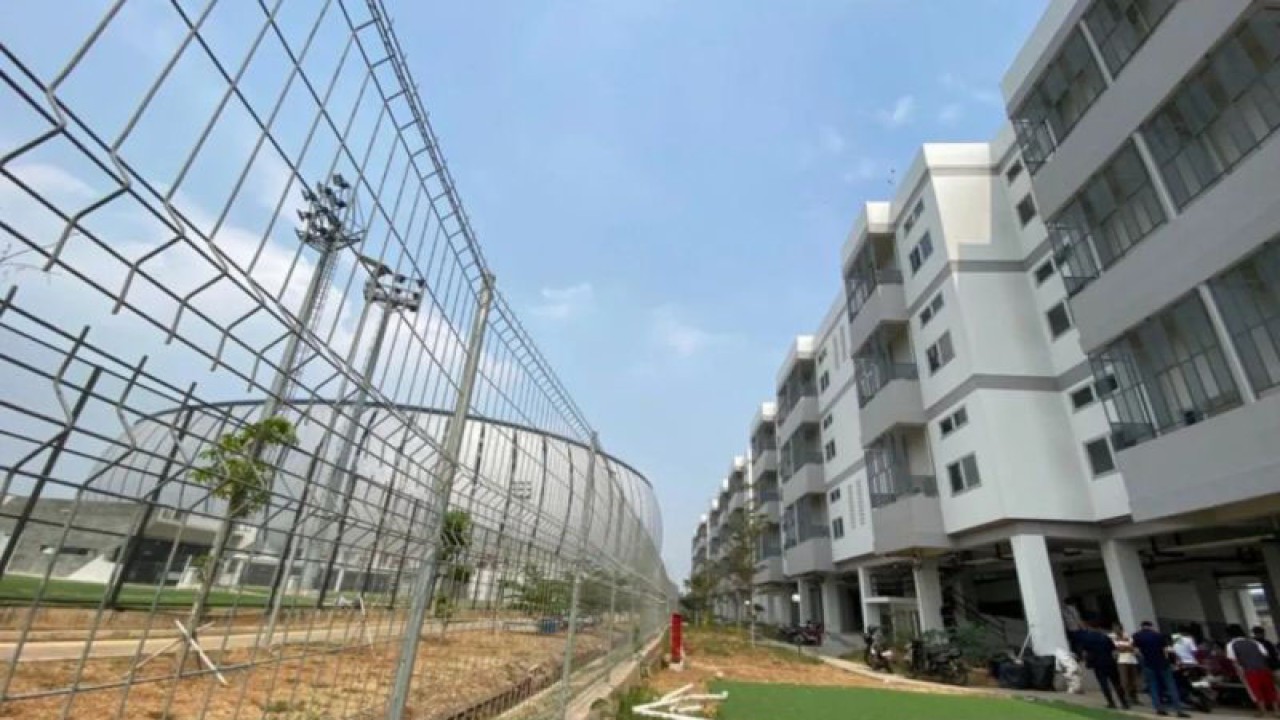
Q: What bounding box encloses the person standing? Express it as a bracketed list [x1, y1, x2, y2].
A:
[1078, 622, 1130, 710]
[1227, 624, 1279, 717]
[1172, 627, 1199, 667]
[1132, 621, 1190, 718]
[1255, 626, 1280, 681]
[1063, 597, 1084, 656]
[1112, 623, 1141, 705]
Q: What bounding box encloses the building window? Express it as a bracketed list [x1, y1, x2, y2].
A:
[902, 199, 927, 235]
[818, 348, 828, 366]
[939, 406, 968, 437]
[819, 371, 830, 392]
[926, 332, 955, 374]
[1211, 238, 1280, 396]
[1084, 0, 1176, 76]
[1143, 8, 1280, 210]
[919, 291, 944, 327]
[1047, 302, 1074, 338]
[829, 487, 842, 503]
[824, 440, 837, 461]
[947, 454, 982, 495]
[1017, 194, 1038, 225]
[854, 478, 866, 526]
[832, 517, 845, 539]
[1006, 159, 1025, 183]
[822, 413, 833, 430]
[1070, 384, 1096, 410]
[908, 232, 934, 274]
[1047, 140, 1168, 295]
[1092, 292, 1242, 448]
[1034, 259, 1056, 285]
[1085, 437, 1117, 476]
[1011, 28, 1108, 171]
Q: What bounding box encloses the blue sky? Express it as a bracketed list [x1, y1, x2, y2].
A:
[396, 0, 1050, 584]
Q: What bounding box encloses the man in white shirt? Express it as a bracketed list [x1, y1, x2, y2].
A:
[1172, 630, 1198, 667]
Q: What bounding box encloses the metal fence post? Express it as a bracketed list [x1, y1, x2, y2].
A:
[558, 432, 600, 720]
[386, 273, 495, 720]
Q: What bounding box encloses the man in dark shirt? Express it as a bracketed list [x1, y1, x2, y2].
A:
[1131, 621, 1190, 717]
[1255, 626, 1280, 671]
[1078, 621, 1129, 710]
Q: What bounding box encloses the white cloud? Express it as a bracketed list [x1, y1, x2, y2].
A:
[818, 125, 847, 155]
[649, 305, 720, 359]
[939, 73, 1003, 107]
[938, 103, 964, 125]
[875, 95, 916, 128]
[530, 282, 594, 320]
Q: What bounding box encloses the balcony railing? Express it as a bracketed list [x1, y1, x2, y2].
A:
[750, 441, 777, 461]
[779, 450, 823, 482]
[776, 389, 816, 426]
[869, 470, 937, 509]
[753, 488, 780, 504]
[847, 266, 904, 321]
[855, 359, 919, 407]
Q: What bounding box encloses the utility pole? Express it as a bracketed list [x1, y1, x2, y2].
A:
[313, 255, 424, 607]
[386, 273, 495, 720]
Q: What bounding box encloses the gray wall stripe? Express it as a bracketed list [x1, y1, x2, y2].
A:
[923, 373, 1061, 420]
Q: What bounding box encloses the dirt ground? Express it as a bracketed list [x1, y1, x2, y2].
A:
[0, 626, 609, 720]
[650, 628, 977, 698]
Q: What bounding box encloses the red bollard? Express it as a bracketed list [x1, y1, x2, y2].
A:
[670, 613, 684, 664]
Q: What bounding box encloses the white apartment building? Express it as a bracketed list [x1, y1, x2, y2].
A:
[691, 0, 1279, 654]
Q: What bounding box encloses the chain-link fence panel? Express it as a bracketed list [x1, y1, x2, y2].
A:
[0, 1, 673, 718]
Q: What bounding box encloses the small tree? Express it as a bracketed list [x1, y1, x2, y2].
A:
[503, 563, 571, 616]
[683, 568, 716, 627]
[433, 510, 473, 629]
[186, 416, 296, 636]
[721, 510, 766, 641]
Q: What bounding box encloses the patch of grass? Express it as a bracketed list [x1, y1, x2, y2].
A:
[0, 575, 309, 609]
[711, 681, 1130, 720]
[615, 685, 659, 720]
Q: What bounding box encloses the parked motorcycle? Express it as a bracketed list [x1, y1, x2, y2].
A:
[781, 620, 824, 646]
[907, 638, 969, 686]
[862, 626, 894, 672]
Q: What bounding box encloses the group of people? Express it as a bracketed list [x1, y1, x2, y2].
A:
[1064, 605, 1280, 717]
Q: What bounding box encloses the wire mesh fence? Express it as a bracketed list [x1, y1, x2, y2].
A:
[0, 1, 674, 718]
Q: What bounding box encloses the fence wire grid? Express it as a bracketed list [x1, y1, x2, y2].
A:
[0, 1, 675, 718]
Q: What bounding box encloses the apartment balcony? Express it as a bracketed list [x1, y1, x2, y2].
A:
[778, 394, 818, 442]
[752, 450, 778, 480]
[754, 554, 785, 585]
[871, 479, 948, 555]
[848, 274, 907, 355]
[857, 361, 925, 445]
[783, 532, 833, 576]
[754, 487, 780, 520]
[780, 455, 824, 505]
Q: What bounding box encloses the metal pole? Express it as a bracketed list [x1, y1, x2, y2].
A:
[316, 303, 394, 607]
[386, 274, 495, 720]
[558, 432, 600, 720]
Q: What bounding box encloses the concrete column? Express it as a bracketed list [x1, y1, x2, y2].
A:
[1194, 571, 1227, 632]
[1011, 534, 1069, 655]
[858, 566, 877, 632]
[797, 580, 815, 625]
[1262, 544, 1280, 629]
[913, 557, 944, 633]
[1101, 538, 1156, 634]
[1238, 589, 1261, 631]
[821, 577, 842, 633]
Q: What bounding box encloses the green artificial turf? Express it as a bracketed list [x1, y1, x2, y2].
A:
[713, 680, 1130, 720]
[0, 575, 304, 609]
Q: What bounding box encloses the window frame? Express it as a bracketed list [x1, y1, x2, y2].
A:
[947, 453, 982, 495]
[926, 331, 955, 374]
[1047, 301, 1074, 339]
[1017, 194, 1038, 226]
[1034, 258, 1056, 285]
[1084, 436, 1118, 477]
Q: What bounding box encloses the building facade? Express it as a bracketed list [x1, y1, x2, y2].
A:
[690, 0, 1279, 653]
